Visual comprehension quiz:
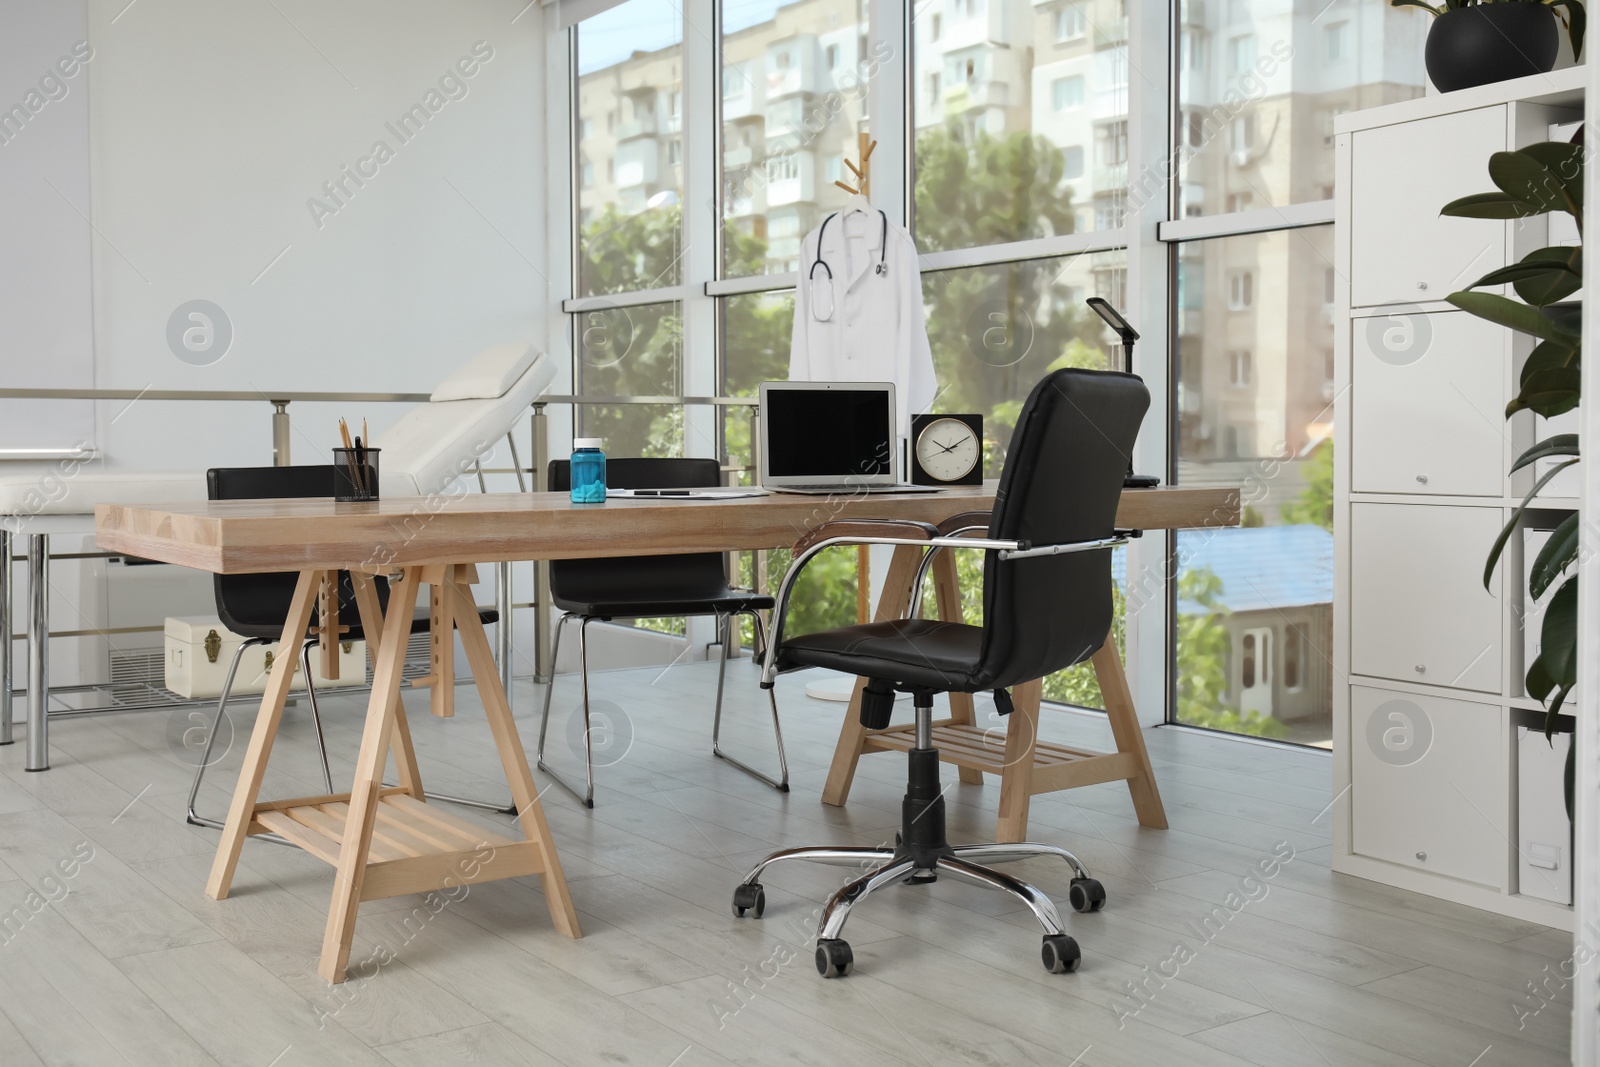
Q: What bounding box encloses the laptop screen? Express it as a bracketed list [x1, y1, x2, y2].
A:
[764, 386, 893, 481]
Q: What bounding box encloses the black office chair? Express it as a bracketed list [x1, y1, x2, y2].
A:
[184, 465, 499, 829]
[731, 368, 1149, 978]
[538, 457, 788, 807]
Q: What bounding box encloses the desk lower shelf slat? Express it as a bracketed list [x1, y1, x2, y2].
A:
[861, 723, 1141, 793]
[251, 792, 543, 901]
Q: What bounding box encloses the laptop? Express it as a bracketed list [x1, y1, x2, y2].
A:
[758, 381, 944, 495]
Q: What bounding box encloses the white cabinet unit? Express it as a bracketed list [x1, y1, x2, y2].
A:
[1350, 311, 1508, 497]
[1349, 106, 1507, 308]
[1351, 686, 1507, 887]
[1334, 66, 1583, 927]
[1349, 503, 1502, 694]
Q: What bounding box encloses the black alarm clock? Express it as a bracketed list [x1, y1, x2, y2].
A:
[910, 413, 983, 486]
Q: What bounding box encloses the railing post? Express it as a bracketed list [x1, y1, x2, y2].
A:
[26, 534, 48, 771]
[271, 400, 291, 466]
[0, 529, 11, 746]
[532, 403, 552, 683]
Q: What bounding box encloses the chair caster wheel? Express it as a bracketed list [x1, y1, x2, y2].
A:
[732, 883, 765, 918]
[1068, 877, 1106, 913]
[1041, 934, 1081, 974]
[815, 938, 853, 978]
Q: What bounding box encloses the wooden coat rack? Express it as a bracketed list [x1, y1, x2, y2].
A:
[836, 132, 878, 623]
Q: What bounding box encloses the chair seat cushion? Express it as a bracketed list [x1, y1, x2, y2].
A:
[553, 589, 774, 620]
[0, 471, 205, 516]
[776, 619, 986, 691]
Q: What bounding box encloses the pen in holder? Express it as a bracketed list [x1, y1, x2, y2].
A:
[333, 447, 380, 502]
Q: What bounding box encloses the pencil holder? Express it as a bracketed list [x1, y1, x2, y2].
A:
[333, 447, 380, 502]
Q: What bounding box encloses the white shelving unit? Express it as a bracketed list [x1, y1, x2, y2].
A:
[1332, 66, 1585, 927]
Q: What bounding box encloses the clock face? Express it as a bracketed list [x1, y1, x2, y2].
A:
[915, 418, 980, 482]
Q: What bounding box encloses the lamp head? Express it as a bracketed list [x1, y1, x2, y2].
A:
[1086, 297, 1139, 343]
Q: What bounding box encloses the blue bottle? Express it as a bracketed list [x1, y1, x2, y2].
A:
[570, 438, 606, 503]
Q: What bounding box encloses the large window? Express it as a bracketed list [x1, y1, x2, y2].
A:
[561, 0, 1426, 746]
[1168, 0, 1424, 745]
[721, 0, 870, 278]
[912, 0, 1128, 248]
[576, 0, 684, 294]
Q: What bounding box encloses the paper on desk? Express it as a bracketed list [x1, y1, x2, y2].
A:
[604, 488, 769, 499]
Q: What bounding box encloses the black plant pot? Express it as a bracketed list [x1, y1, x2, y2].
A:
[1426, 4, 1560, 93]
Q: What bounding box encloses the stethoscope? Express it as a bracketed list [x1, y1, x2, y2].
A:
[807, 209, 889, 321]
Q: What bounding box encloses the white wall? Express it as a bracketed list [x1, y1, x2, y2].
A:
[85, 0, 549, 471]
[3, 1, 552, 689]
[0, 0, 95, 451]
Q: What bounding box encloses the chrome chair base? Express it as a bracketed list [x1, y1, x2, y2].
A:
[535, 609, 789, 807]
[731, 707, 1104, 978]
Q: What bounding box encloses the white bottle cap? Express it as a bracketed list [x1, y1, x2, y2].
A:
[573, 438, 604, 449]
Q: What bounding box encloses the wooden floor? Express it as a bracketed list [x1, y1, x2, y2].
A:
[0, 658, 1574, 1066]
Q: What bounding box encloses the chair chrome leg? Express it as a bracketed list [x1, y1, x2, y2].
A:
[818, 858, 919, 940]
[935, 856, 1066, 937]
[534, 613, 596, 808]
[187, 638, 262, 829]
[710, 611, 790, 792]
[949, 842, 1091, 881]
[737, 845, 900, 887]
[534, 612, 569, 764]
[299, 640, 334, 793]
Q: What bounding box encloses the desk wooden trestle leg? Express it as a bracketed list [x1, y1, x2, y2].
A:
[819, 546, 1167, 841]
[204, 564, 579, 984]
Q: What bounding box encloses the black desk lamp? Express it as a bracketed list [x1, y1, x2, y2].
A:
[1086, 297, 1161, 488]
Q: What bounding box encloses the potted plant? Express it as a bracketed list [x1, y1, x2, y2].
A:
[1441, 131, 1582, 809]
[1392, 0, 1585, 93]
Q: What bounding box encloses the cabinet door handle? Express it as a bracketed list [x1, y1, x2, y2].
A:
[1416, 851, 1427, 861]
[1414, 664, 1426, 674]
[1415, 474, 1428, 484]
[1416, 281, 1428, 290]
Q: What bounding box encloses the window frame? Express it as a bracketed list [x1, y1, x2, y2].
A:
[552, 0, 1359, 740]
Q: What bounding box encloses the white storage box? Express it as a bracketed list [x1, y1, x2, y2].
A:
[164, 615, 366, 699]
[1517, 725, 1573, 905]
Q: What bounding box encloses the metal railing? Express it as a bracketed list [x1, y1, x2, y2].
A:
[0, 386, 766, 684]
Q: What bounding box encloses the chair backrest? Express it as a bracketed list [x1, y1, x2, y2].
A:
[545, 458, 731, 610]
[972, 368, 1150, 690]
[206, 466, 353, 638]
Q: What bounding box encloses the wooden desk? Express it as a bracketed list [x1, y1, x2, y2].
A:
[95, 483, 1236, 980]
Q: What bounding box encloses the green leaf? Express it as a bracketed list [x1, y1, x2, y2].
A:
[1519, 140, 1586, 212]
[1520, 339, 1580, 387]
[1439, 191, 1548, 220]
[1508, 367, 1583, 418]
[1530, 513, 1580, 599]
[1467, 257, 1579, 294]
[1549, 0, 1587, 63]
[1489, 150, 1578, 217]
[1446, 291, 1577, 342]
[1542, 301, 1584, 338]
[1388, 0, 1442, 10]
[1539, 577, 1579, 685]
[1510, 433, 1580, 474]
[1527, 651, 1556, 702]
[1483, 460, 1580, 589]
[1514, 246, 1583, 305]
[1565, 735, 1575, 822]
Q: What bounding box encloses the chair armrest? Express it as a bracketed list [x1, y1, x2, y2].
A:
[761, 519, 1022, 687]
[791, 519, 937, 557]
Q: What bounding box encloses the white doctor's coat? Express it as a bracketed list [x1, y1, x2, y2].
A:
[788, 209, 937, 437]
